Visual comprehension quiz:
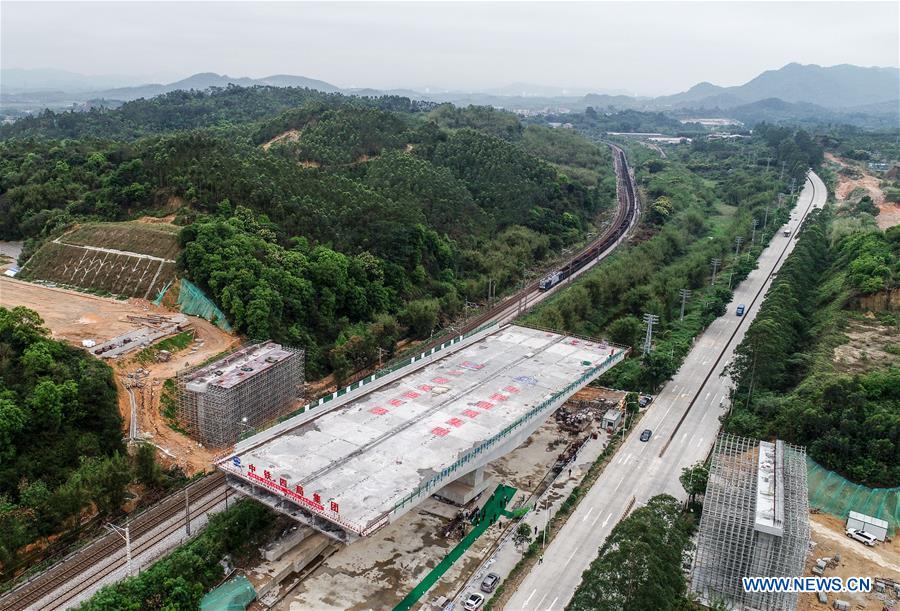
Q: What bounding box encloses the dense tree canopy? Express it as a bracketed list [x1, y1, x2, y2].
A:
[727, 215, 900, 486]
[567, 495, 694, 611]
[0, 306, 127, 568]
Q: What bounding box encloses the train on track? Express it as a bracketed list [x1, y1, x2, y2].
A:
[539, 147, 636, 291]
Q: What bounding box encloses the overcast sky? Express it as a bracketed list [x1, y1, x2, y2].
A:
[2, 1, 898, 95]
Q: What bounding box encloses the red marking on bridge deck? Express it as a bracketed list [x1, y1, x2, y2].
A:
[463, 409, 479, 418]
[403, 391, 420, 399]
[476, 401, 494, 410]
[370, 407, 388, 415]
[432, 427, 450, 437]
[418, 384, 433, 392]
[490, 393, 508, 402]
[432, 377, 450, 384]
[389, 399, 405, 407]
[447, 417, 464, 428]
[504, 385, 520, 393]
[449, 370, 465, 376]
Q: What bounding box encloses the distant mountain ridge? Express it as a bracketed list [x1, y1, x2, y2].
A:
[2, 63, 898, 129]
[654, 63, 899, 110]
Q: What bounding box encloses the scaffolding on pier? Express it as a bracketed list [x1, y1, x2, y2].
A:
[691, 434, 810, 611]
[176, 341, 304, 448]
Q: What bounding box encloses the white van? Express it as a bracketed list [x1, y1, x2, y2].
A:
[846, 528, 877, 546]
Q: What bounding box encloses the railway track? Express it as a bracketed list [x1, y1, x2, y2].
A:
[413, 142, 639, 346]
[1, 472, 227, 611]
[0, 144, 639, 611]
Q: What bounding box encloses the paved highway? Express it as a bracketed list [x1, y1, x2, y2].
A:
[506, 172, 827, 611]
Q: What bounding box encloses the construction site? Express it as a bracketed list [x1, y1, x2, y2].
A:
[219, 324, 628, 546]
[691, 434, 811, 611]
[240, 374, 629, 610]
[176, 341, 305, 448]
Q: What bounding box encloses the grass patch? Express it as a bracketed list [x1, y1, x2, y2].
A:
[134, 330, 195, 364]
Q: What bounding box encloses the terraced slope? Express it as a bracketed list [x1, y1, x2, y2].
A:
[22, 222, 180, 299]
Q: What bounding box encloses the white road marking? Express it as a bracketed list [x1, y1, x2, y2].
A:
[695, 437, 704, 448]
[524, 589, 537, 606]
[614, 479, 622, 492]
[583, 507, 594, 522]
[548, 596, 560, 611]
[565, 549, 577, 566]
[602, 512, 612, 528]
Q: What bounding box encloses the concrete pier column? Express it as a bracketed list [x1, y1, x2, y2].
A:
[437, 466, 492, 506]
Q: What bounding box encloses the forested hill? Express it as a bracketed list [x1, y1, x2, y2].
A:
[0, 90, 617, 376]
[0, 86, 430, 141]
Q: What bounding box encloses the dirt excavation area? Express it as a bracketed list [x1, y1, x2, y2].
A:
[798, 513, 900, 611]
[0, 276, 238, 474]
[826, 152, 898, 229]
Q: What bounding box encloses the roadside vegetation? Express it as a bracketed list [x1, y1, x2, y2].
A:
[566, 495, 695, 611]
[726, 209, 899, 486]
[523, 123, 823, 393]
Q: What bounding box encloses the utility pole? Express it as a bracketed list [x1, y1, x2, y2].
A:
[765, 157, 771, 173]
[642, 313, 659, 355]
[106, 523, 133, 577]
[377, 347, 387, 367]
[763, 204, 770, 229]
[185, 488, 191, 537]
[679, 289, 692, 322]
[751, 219, 759, 245]
[779, 160, 786, 181]
[734, 236, 744, 257]
[710, 258, 721, 286]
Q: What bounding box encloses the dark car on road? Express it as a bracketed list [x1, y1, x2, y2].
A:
[640, 429, 652, 442]
[736, 304, 746, 316]
[481, 573, 500, 593]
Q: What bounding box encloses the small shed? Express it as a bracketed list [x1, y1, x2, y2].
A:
[846, 511, 888, 542]
[602, 408, 622, 432]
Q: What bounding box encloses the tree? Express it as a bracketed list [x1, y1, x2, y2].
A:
[680, 462, 709, 505]
[514, 522, 533, 549]
[567, 495, 694, 611]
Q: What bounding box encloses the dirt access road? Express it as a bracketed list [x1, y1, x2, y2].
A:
[0, 276, 238, 474]
[798, 512, 900, 611]
[826, 152, 898, 229]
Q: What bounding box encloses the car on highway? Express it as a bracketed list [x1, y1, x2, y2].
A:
[480, 573, 500, 593]
[464, 592, 485, 610]
[639, 429, 652, 442]
[736, 304, 746, 316]
[638, 395, 652, 408]
[846, 528, 877, 547]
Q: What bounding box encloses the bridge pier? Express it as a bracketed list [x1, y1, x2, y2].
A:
[436, 466, 491, 506]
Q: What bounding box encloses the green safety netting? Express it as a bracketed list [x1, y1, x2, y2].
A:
[200, 575, 256, 611]
[807, 457, 900, 534]
[395, 484, 518, 611]
[158, 278, 233, 332]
